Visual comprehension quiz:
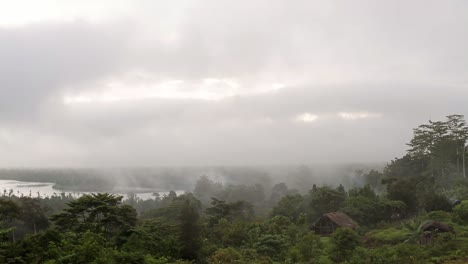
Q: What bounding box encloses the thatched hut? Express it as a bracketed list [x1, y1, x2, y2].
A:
[419, 221, 454, 245]
[420, 221, 453, 233]
[311, 212, 359, 235]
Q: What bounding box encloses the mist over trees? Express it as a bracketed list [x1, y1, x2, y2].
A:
[0, 115, 468, 263]
[1, 0, 468, 262]
[407, 114, 468, 178]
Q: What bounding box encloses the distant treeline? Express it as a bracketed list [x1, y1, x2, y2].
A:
[1, 115, 468, 263]
[0, 163, 383, 195]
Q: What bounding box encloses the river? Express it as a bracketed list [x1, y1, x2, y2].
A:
[0, 179, 184, 200]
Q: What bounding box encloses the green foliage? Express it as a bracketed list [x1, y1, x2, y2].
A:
[329, 228, 361, 262]
[270, 194, 304, 223]
[178, 198, 201, 260]
[348, 184, 377, 199]
[307, 185, 346, 220]
[142, 256, 171, 264]
[423, 210, 453, 222]
[352, 244, 431, 264]
[366, 228, 412, 245]
[205, 198, 254, 226]
[207, 247, 242, 263]
[361, 170, 384, 192]
[341, 195, 376, 222]
[122, 220, 180, 259]
[141, 193, 201, 222]
[207, 247, 272, 264]
[420, 192, 452, 212]
[209, 218, 250, 247]
[0, 199, 19, 221]
[384, 115, 468, 216]
[73, 231, 108, 263]
[287, 231, 324, 263]
[454, 200, 468, 223]
[193, 176, 223, 205]
[194, 175, 267, 209]
[50, 193, 137, 241]
[253, 234, 287, 260]
[385, 175, 420, 213]
[17, 197, 49, 234]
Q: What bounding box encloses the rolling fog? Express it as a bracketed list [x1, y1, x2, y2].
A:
[0, 163, 384, 197]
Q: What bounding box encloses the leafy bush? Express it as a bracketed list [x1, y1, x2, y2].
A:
[422, 210, 453, 222]
[454, 200, 468, 223]
[329, 228, 361, 262]
[366, 228, 412, 245]
[358, 244, 430, 264]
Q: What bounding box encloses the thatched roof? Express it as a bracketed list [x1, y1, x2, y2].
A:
[315, 212, 359, 229]
[420, 221, 454, 233]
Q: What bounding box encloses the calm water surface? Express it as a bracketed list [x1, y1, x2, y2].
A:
[0, 179, 184, 200]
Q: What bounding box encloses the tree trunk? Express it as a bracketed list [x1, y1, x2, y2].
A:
[33, 221, 37, 235]
[463, 143, 466, 178]
[431, 155, 434, 177]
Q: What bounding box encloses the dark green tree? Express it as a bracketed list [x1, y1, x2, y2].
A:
[123, 220, 180, 259]
[447, 114, 468, 178]
[51, 193, 137, 241]
[0, 199, 19, 222]
[330, 228, 361, 262]
[0, 199, 19, 242]
[17, 197, 48, 234]
[307, 185, 347, 220]
[271, 194, 304, 223]
[205, 198, 254, 226]
[179, 199, 201, 260]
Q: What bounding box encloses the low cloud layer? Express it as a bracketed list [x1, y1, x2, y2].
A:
[0, 0, 467, 167]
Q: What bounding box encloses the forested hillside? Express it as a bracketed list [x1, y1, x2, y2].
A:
[1, 115, 468, 263]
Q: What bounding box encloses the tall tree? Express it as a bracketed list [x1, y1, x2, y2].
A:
[17, 197, 48, 235]
[407, 124, 435, 175]
[179, 198, 201, 260]
[447, 114, 468, 177]
[205, 198, 254, 226]
[307, 186, 347, 220]
[429, 120, 450, 177]
[51, 193, 137, 240]
[0, 199, 19, 242]
[407, 115, 468, 178]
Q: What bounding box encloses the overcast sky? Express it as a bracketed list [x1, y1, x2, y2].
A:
[0, 0, 467, 167]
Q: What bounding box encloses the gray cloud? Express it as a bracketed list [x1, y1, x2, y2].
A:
[0, 22, 132, 121]
[0, 0, 467, 167]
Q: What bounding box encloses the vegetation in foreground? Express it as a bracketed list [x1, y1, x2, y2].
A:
[1, 114, 468, 263]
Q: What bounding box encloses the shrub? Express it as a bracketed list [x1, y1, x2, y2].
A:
[329, 228, 361, 262]
[366, 228, 412, 245]
[454, 201, 468, 223]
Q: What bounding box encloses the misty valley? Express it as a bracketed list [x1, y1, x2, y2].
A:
[0, 165, 377, 200]
[1, 115, 468, 263]
[2, 1, 468, 263]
